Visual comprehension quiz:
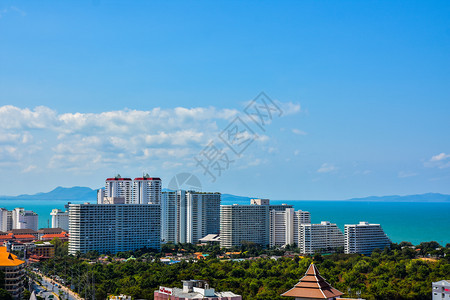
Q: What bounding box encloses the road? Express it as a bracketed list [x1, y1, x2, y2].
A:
[31, 271, 82, 300]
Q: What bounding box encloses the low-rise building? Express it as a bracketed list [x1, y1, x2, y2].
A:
[433, 280, 450, 300]
[154, 280, 242, 300]
[34, 242, 55, 258]
[0, 246, 25, 299]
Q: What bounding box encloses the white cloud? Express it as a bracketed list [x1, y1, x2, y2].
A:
[425, 152, 450, 169]
[292, 128, 307, 135]
[0, 103, 299, 174]
[317, 163, 337, 173]
[398, 171, 418, 178]
[430, 153, 450, 162]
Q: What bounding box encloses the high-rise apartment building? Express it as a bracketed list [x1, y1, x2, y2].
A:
[0, 208, 9, 232]
[293, 210, 311, 246]
[221, 199, 293, 248]
[220, 204, 270, 248]
[105, 175, 133, 204]
[270, 208, 311, 247]
[68, 203, 160, 255]
[11, 208, 38, 231]
[299, 221, 344, 254]
[161, 191, 177, 243]
[344, 221, 391, 255]
[161, 191, 221, 244]
[133, 174, 162, 204]
[50, 208, 69, 231]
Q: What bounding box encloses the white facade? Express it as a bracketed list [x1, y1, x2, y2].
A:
[12, 208, 38, 231]
[344, 221, 391, 255]
[132, 175, 161, 204]
[162, 191, 221, 244]
[220, 205, 270, 248]
[299, 221, 344, 254]
[97, 189, 105, 204]
[105, 175, 133, 204]
[68, 203, 161, 255]
[161, 191, 177, 243]
[270, 208, 294, 247]
[0, 208, 8, 232]
[433, 280, 450, 300]
[270, 208, 311, 248]
[50, 209, 69, 231]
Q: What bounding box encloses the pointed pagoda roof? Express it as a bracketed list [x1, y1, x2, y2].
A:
[282, 263, 343, 299]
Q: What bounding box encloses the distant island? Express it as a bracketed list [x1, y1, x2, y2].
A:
[0, 186, 449, 203]
[348, 193, 450, 202]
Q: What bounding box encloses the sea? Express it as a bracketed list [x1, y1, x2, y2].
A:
[1, 199, 449, 246]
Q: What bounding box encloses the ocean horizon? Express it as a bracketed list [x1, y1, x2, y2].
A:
[1, 199, 448, 246]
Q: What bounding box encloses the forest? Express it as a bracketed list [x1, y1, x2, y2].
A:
[31, 241, 450, 300]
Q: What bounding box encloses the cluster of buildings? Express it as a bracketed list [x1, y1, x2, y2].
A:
[220, 199, 391, 255]
[0, 228, 68, 260]
[0, 207, 39, 231]
[65, 174, 392, 257]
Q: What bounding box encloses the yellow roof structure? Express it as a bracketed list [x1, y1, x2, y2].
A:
[0, 246, 25, 267]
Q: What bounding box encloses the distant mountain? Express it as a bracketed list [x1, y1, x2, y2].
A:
[0, 186, 97, 201]
[348, 193, 450, 202]
[221, 193, 253, 204]
[1, 187, 448, 203]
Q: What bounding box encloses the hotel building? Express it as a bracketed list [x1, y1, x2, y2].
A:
[299, 221, 344, 254]
[11, 208, 38, 231]
[162, 191, 221, 244]
[105, 175, 133, 204]
[50, 205, 70, 231]
[68, 202, 160, 255]
[133, 175, 162, 204]
[221, 199, 294, 248]
[270, 208, 311, 247]
[344, 221, 391, 255]
[0, 246, 25, 299]
[220, 204, 270, 248]
[154, 280, 242, 300]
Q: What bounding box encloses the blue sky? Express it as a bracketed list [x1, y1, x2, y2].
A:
[0, 1, 449, 199]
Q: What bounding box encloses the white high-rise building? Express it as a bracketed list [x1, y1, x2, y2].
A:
[161, 191, 177, 243]
[11, 208, 38, 231]
[270, 208, 311, 248]
[161, 191, 221, 244]
[97, 189, 105, 204]
[105, 175, 133, 204]
[132, 174, 162, 204]
[68, 203, 161, 255]
[299, 221, 344, 254]
[344, 221, 391, 255]
[220, 204, 270, 248]
[50, 209, 69, 231]
[270, 208, 295, 247]
[0, 208, 8, 232]
[293, 210, 311, 246]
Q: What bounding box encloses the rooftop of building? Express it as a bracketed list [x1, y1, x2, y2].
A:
[156, 280, 241, 299]
[281, 263, 343, 299]
[0, 246, 25, 267]
[41, 232, 68, 239]
[38, 228, 65, 234]
[199, 234, 220, 243]
[134, 177, 161, 181]
[433, 280, 450, 285]
[8, 229, 38, 235]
